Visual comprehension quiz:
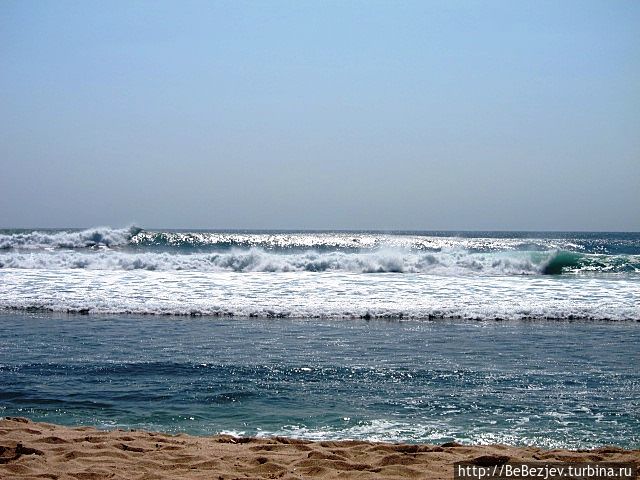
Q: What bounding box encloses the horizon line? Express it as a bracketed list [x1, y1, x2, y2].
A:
[1, 225, 639, 234]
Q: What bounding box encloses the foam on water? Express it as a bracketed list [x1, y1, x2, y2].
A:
[1, 228, 639, 320]
[0, 269, 638, 320]
[0, 226, 140, 250]
[252, 420, 593, 449]
[0, 248, 608, 274]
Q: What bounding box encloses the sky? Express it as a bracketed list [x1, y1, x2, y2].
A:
[1, 0, 639, 231]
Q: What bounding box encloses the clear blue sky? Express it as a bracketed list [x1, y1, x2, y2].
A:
[1, 0, 638, 230]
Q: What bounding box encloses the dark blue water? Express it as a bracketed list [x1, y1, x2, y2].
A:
[0, 312, 638, 448]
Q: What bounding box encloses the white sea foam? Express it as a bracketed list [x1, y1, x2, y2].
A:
[0, 248, 553, 274]
[1, 269, 638, 320]
[251, 419, 617, 449]
[256, 419, 451, 443]
[1, 229, 638, 321]
[2, 247, 637, 274]
[0, 226, 138, 250]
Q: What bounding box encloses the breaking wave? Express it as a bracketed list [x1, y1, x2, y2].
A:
[2, 227, 640, 255]
[0, 247, 638, 274]
[0, 249, 531, 274]
[0, 226, 141, 250]
[0, 228, 638, 275]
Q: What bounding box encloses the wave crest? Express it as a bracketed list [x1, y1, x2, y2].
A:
[0, 226, 141, 250]
[0, 248, 564, 274]
[0, 229, 638, 274]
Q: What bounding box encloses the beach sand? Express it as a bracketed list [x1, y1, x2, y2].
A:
[0, 417, 637, 479]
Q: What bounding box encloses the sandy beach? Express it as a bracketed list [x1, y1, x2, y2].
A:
[0, 417, 637, 479]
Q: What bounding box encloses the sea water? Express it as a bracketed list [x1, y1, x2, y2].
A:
[0, 228, 638, 320]
[0, 228, 638, 447]
[0, 314, 638, 448]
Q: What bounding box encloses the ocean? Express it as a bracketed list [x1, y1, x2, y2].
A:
[1, 227, 639, 320]
[0, 228, 639, 448]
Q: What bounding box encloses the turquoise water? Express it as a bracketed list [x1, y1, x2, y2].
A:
[1, 312, 638, 448]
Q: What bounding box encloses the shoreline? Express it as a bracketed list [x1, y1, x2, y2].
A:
[1, 418, 638, 479]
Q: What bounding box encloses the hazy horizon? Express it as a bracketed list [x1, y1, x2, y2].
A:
[2, 225, 640, 234]
[2, 1, 639, 231]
